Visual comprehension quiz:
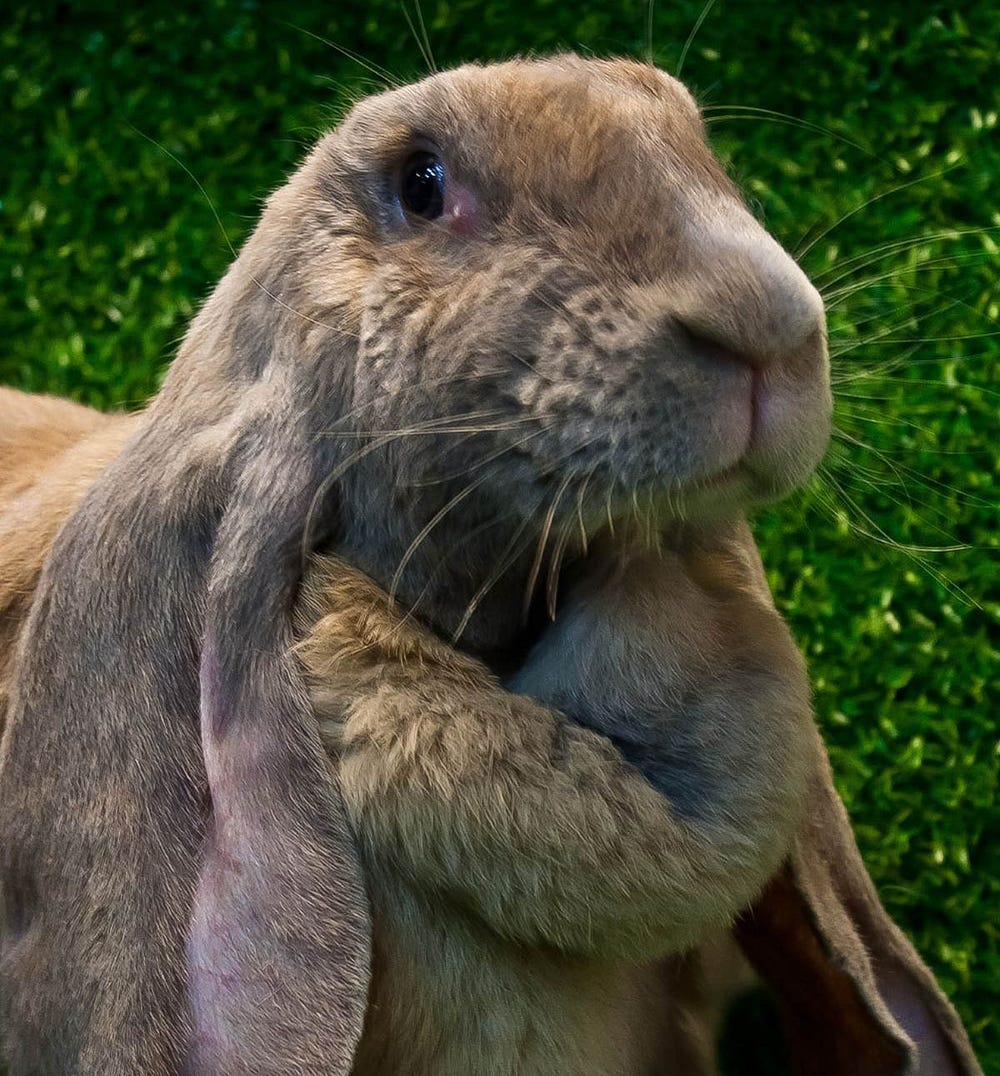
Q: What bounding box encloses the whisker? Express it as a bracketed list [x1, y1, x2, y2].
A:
[646, 485, 660, 549]
[414, 0, 437, 73]
[630, 485, 642, 536]
[412, 426, 549, 487]
[816, 466, 970, 554]
[832, 339, 934, 382]
[128, 124, 359, 342]
[451, 513, 539, 644]
[301, 410, 529, 566]
[807, 478, 980, 610]
[835, 326, 1000, 353]
[282, 21, 402, 86]
[644, 0, 656, 65]
[605, 476, 618, 538]
[320, 407, 531, 440]
[813, 226, 997, 288]
[522, 473, 573, 622]
[823, 252, 992, 307]
[795, 163, 963, 261]
[702, 105, 880, 162]
[323, 416, 538, 438]
[829, 306, 997, 372]
[675, 0, 718, 78]
[400, 2, 435, 74]
[575, 465, 598, 555]
[833, 368, 1000, 400]
[389, 474, 492, 605]
[546, 510, 577, 620]
[828, 289, 988, 342]
[828, 434, 989, 522]
[315, 368, 507, 436]
[395, 510, 518, 641]
[836, 406, 949, 438]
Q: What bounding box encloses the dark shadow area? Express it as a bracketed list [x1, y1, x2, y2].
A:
[718, 987, 792, 1076]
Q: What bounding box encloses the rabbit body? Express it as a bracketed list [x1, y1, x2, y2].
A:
[0, 393, 809, 1075]
[296, 532, 812, 1075]
[0, 391, 809, 1071]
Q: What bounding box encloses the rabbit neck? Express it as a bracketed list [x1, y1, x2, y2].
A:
[333, 490, 561, 657]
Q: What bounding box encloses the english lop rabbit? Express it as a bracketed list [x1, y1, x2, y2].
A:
[0, 55, 979, 1074]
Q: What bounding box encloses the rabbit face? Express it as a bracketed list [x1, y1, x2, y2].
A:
[207, 56, 830, 640]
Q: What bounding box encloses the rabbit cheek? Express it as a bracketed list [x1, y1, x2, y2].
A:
[516, 290, 750, 502]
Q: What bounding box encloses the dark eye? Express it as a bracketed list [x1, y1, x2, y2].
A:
[400, 152, 445, 219]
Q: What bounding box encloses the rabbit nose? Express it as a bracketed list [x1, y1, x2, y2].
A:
[675, 321, 764, 372]
[675, 314, 828, 393]
[666, 204, 828, 375]
[670, 272, 826, 375]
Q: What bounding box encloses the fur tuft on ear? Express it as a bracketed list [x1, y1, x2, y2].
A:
[733, 729, 981, 1076]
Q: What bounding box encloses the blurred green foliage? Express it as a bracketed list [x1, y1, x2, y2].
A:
[1, 1, 996, 1070]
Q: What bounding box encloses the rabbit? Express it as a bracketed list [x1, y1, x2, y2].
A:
[295, 525, 812, 1075]
[0, 55, 980, 1075]
[297, 532, 978, 1076]
[0, 404, 977, 1076]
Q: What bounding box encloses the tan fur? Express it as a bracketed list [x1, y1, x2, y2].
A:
[292, 542, 800, 1074]
[0, 54, 980, 1076]
[0, 393, 777, 1074]
[0, 371, 979, 1076]
[0, 391, 137, 727]
[0, 387, 118, 512]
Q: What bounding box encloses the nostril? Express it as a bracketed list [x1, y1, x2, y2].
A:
[676, 321, 763, 371]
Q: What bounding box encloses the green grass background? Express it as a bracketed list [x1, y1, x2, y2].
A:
[2, 1, 997, 1070]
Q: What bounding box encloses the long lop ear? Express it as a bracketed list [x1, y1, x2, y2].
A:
[734, 729, 981, 1076]
[185, 426, 371, 1073]
[0, 215, 371, 1070]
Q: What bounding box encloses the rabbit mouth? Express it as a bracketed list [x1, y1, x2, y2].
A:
[683, 338, 833, 515]
[644, 366, 832, 521]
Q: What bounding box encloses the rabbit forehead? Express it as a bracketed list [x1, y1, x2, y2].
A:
[335, 56, 733, 219]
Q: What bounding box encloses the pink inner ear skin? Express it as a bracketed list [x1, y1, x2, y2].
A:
[877, 965, 964, 1076]
[184, 643, 251, 1067]
[184, 616, 370, 1075]
[185, 846, 246, 1066]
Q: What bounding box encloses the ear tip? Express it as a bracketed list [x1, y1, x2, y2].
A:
[735, 844, 982, 1074]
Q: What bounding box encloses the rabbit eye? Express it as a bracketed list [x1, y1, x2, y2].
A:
[400, 152, 445, 219]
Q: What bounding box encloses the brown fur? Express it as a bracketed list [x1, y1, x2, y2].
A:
[0, 56, 980, 1075]
[295, 531, 810, 1075]
[1, 391, 797, 1076]
[0, 389, 980, 1074]
[0, 388, 114, 512]
[0, 389, 136, 726]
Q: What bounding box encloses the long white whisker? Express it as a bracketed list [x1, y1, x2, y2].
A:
[282, 22, 402, 86]
[676, 0, 718, 78]
[451, 513, 539, 644]
[795, 163, 964, 261]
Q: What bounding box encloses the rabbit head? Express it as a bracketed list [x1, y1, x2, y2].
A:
[166, 54, 830, 647]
